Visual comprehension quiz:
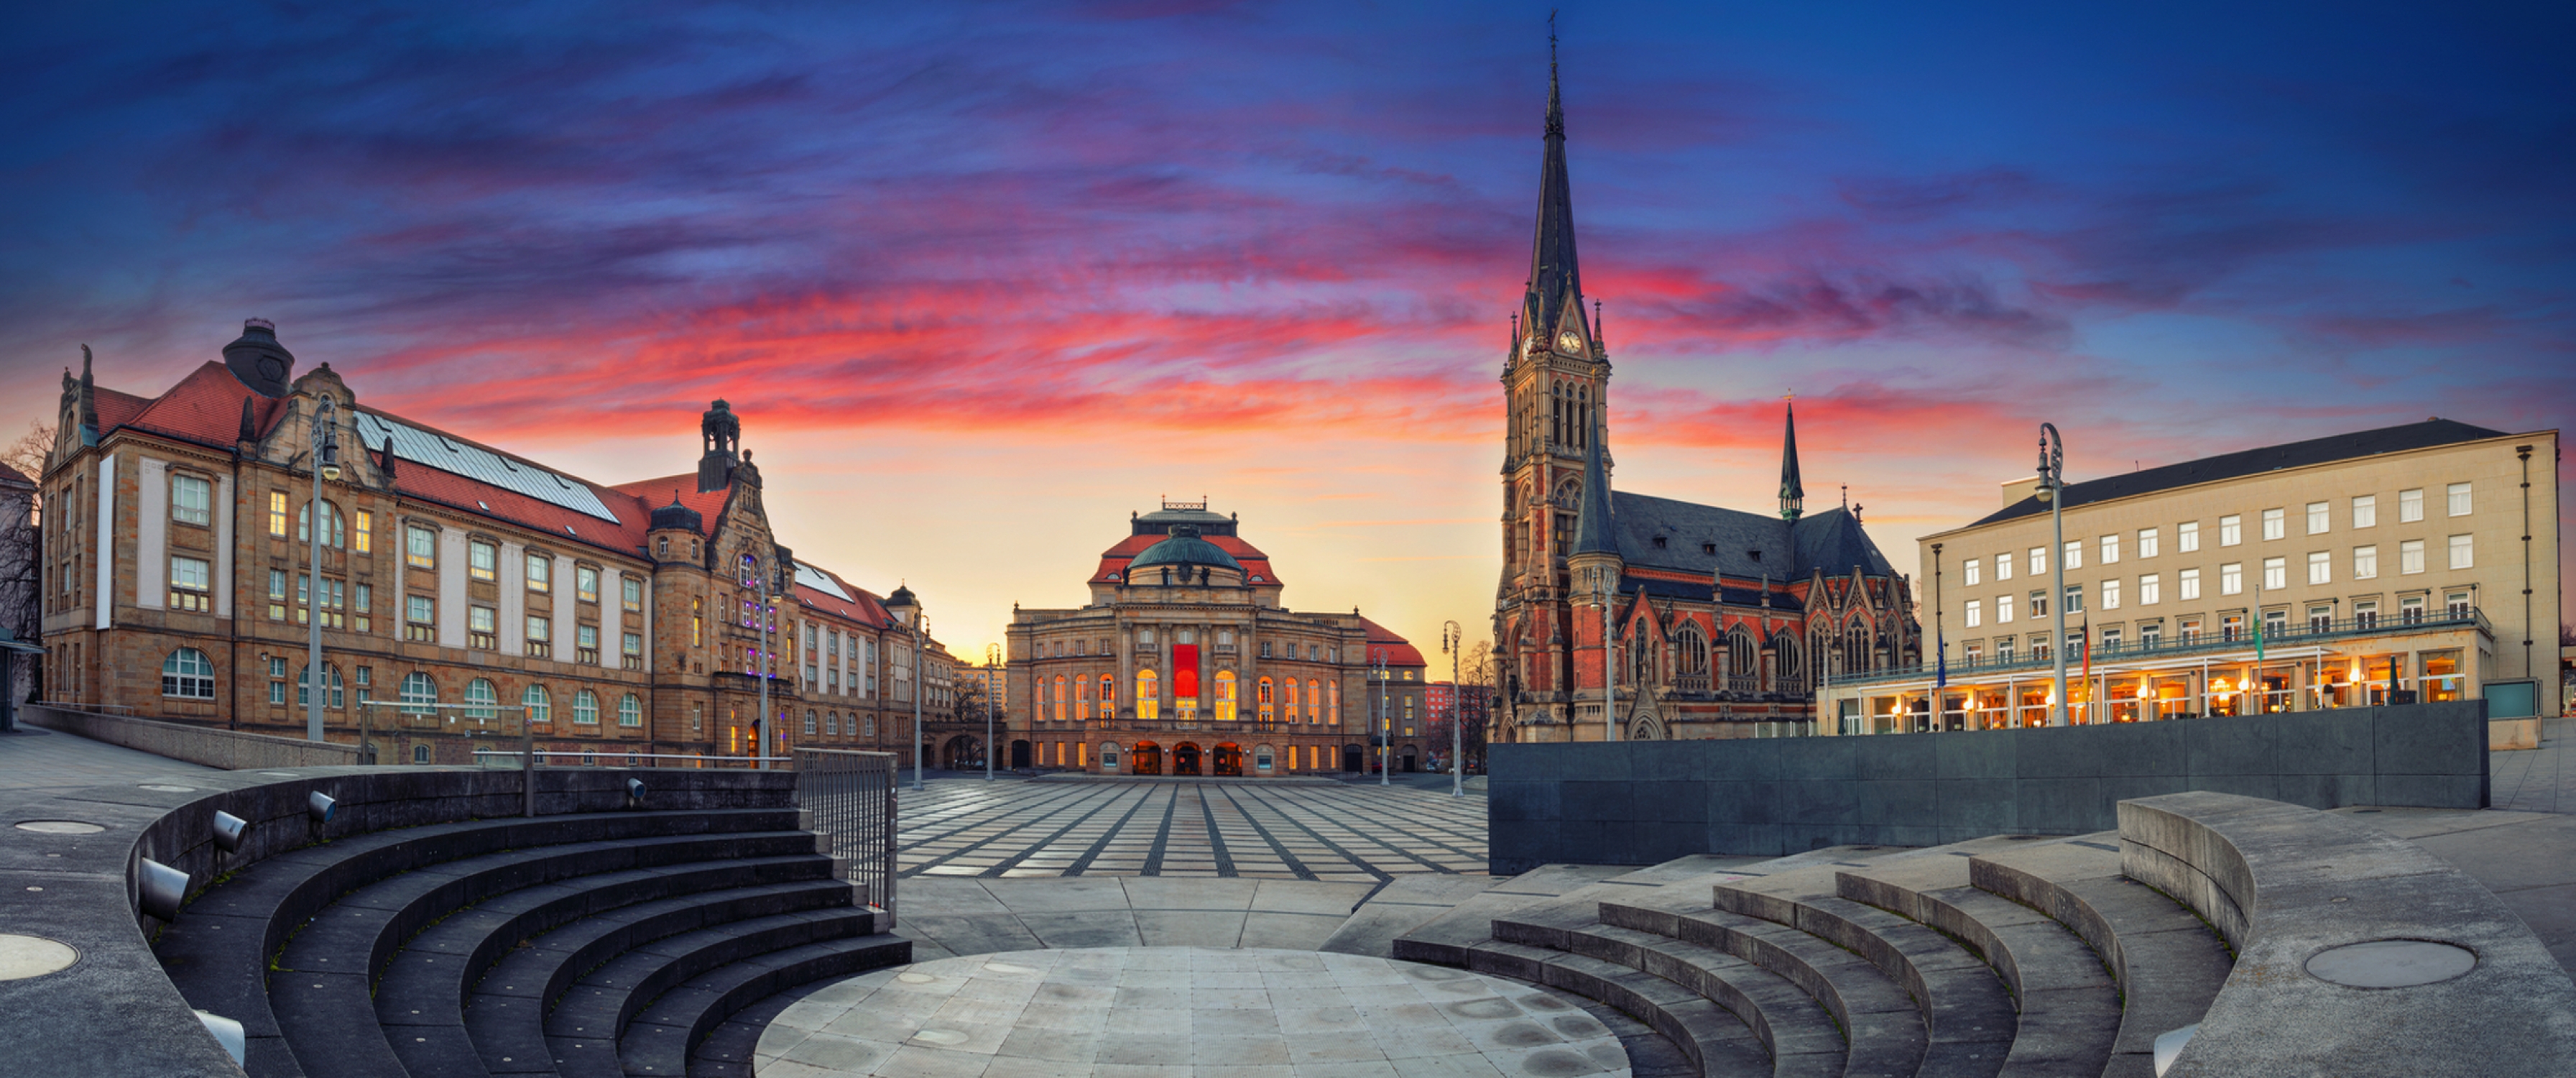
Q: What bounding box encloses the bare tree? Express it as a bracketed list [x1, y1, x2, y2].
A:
[1, 420, 50, 487]
[0, 420, 44, 705]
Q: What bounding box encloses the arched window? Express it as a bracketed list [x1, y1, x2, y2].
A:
[525, 684, 551, 726]
[1726, 631, 1758, 691]
[619, 694, 642, 727]
[463, 678, 497, 722]
[1629, 626, 1655, 686]
[297, 663, 346, 709]
[1675, 625, 1708, 676]
[413, 745, 430, 764]
[864, 714, 877, 737]
[573, 690, 600, 724]
[826, 711, 839, 736]
[162, 648, 216, 699]
[1099, 675, 1115, 720]
[1214, 670, 1238, 722]
[1328, 681, 1340, 725]
[1845, 622, 1870, 674]
[1075, 676, 1091, 722]
[1308, 679, 1321, 721]
[297, 499, 346, 548]
[1774, 633, 1804, 690]
[1136, 668, 1160, 721]
[400, 672, 438, 716]
[1284, 678, 1301, 722]
[1054, 676, 1069, 722]
[1257, 676, 1275, 723]
[804, 709, 818, 735]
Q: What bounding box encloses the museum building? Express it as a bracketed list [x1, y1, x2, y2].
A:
[1005, 501, 1430, 776]
[36, 321, 956, 765]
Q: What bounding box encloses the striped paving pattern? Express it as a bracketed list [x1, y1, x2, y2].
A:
[895, 779, 1487, 880]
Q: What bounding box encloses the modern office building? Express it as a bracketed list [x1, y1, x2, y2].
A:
[1819, 419, 2561, 742]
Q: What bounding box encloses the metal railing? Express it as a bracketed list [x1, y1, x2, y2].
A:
[794, 748, 898, 927]
[1837, 607, 2491, 688]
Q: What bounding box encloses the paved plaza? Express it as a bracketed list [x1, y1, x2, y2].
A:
[0, 724, 215, 793]
[895, 778, 1488, 881]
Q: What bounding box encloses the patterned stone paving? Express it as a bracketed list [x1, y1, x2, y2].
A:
[0, 726, 216, 792]
[895, 780, 1487, 881]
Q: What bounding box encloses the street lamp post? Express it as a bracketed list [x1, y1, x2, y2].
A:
[1442, 621, 1462, 796]
[984, 644, 999, 781]
[911, 613, 928, 791]
[2039, 423, 2069, 727]
[754, 550, 788, 770]
[305, 395, 341, 743]
[1374, 649, 1390, 786]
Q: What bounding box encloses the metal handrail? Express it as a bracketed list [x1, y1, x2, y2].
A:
[793, 748, 899, 928]
[1838, 607, 2490, 688]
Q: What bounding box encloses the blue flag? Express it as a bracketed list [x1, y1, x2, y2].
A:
[1934, 635, 1948, 689]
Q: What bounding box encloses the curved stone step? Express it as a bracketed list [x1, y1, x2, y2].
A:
[1836, 856, 2124, 1077]
[1465, 940, 1782, 1078]
[543, 909, 877, 1077]
[1605, 898, 1928, 1078]
[155, 808, 803, 1078]
[616, 933, 912, 1077]
[1567, 922, 1850, 1078]
[1969, 837, 2231, 1078]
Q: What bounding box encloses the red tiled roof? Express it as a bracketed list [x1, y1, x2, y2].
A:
[606, 474, 730, 539]
[1089, 533, 1282, 586]
[120, 363, 280, 448]
[1357, 617, 1426, 668]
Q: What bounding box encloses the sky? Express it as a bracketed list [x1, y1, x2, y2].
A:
[4, 0, 2571, 664]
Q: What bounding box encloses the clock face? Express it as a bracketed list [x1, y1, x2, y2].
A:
[1559, 331, 1584, 353]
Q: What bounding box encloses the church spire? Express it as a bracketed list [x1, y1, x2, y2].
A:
[1778, 396, 1805, 520]
[1572, 407, 1617, 556]
[1525, 22, 1584, 346]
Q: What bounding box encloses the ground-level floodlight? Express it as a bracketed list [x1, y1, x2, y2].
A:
[626, 778, 647, 807]
[139, 857, 189, 920]
[2152, 1024, 2198, 1076]
[195, 1010, 246, 1067]
[307, 791, 336, 825]
[211, 811, 250, 853]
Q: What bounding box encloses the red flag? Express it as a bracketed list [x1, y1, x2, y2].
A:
[1173, 644, 1199, 699]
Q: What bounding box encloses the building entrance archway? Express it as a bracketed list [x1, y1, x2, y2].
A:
[1212, 742, 1243, 776]
[1342, 745, 1364, 772]
[1400, 747, 1418, 773]
[1173, 742, 1203, 775]
[943, 734, 984, 770]
[1129, 740, 1163, 775]
[1010, 740, 1031, 769]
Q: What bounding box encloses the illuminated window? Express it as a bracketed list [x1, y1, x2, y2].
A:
[354, 583, 371, 634]
[1054, 676, 1068, 722]
[1136, 669, 1159, 720]
[269, 490, 290, 536]
[1101, 675, 1115, 719]
[1328, 681, 1339, 724]
[468, 604, 497, 649]
[527, 614, 551, 658]
[169, 556, 211, 612]
[691, 598, 703, 646]
[1075, 676, 1091, 722]
[1215, 670, 1238, 722]
[1284, 678, 1301, 722]
[1257, 676, 1275, 722]
[354, 510, 372, 553]
[407, 525, 436, 567]
[405, 594, 435, 641]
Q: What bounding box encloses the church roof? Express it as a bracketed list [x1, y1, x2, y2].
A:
[1610, 492, 1894, 581]
[1524, 40, 1584, 341]
[1967, 418, 2509, 528]
[1570, 420, 1617, 557]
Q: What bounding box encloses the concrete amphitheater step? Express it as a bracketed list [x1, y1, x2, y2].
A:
[1834, 847, 2126, 1078]
[1602, 897, 1929, 1078]
[1966, 835, 2233, 1078]
[1464, 939, 1788, 1078]
[466, 883, 873, 1074]
[617, 932, 912, 1077]
[154, 808, 806, 1078]
[1561, 921, 1852, 1077]
[1713, 866, 2020, 1078]
[1387, 863, 1637, 964]
[542, 908, 881, 1078]
[273, 832, 824, 1078]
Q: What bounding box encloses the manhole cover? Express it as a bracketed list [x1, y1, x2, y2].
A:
[14, 821, 103, 834]
[2307, 939, 2477, 987]
[0, 934, 80, 981]
[138, 785, 196, 793]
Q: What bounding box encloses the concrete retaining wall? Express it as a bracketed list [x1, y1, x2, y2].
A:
[23, 704, 362, 768]
[1488, 700, 2488, 872]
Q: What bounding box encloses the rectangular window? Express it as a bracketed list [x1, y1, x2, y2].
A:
[1965, 599, 1982, 627]
[468, 539, 497, 581]
[468, 605, 497, 649]
[169, 556, 212, 611]
[267, 568, 289, 620]
[2062, 540, 2082, 571]
[2139, 622, 2162, 649]
[297, 574, 345, 630]
[2030, 589, 2049, 618]
[2447, 534, 2473, 570]
[2355, 602, 2379, 630]
[577, 566, 599, 603]
[2399, 488, 2424, 522]
[2261, 507, 2285, 541]
[1964, 560, 1980, 586]
[2138, 528, 2159, 558]
[269, 655, 287, 704]
[2263, 609, 2288, 638]
[2220, 562, 2243, 595]
[2352, 495, 2376, 529]
[2179, 520, 2200, 553]
[622, 576, 642, 613]
[2307, 502, 2329, 535]
[622, 632, 643, 670]
[2100, 534, 2120, 564]
[354, 583, 371, 634]
[2447, 482, 2471, 517]
[2307, 551, 2330, 585]
[2447, 591, 2471, 619]
[2400, 539, 2426, 575]
[2262, 556, 2287, 591]
[1995, 553, 2011, 581]
[2028, 547, 2046, 576]
[2101, 579, 2120, 610]
[2179, 566, 2201, 600]
[1995, 637, 2015, 662]
[2064, 584, 2084, 614]
[527, 614, 552, 658]
[172, 474, 211, 526]
[2180, 618, 2202, 644]
[577, 624, 600, 664]
[406, 525, 435, 568]
[2100, 627, 2123, 653]
[2401, 595, 2426, 624]
[527, 554, 550, 592]
[2309, 605, 2333, 634]
[405, 594, 435, 642]
[269, 490, 289, 537]
[2138, 572, 2162, 606]
[2354, 545, 2378, 579]
[2219, 515, 2241, 547]
[1996, 594, 2014, 624]
[354, 510, 372, 554]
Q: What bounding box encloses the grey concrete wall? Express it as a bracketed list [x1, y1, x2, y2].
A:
[22, 704, 364, 768]
[1488, 701, 2488, 872]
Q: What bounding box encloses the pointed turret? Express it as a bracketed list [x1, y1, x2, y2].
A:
[1778, 399, 1805, 520]
[1523, 33, 1586, 351]
[1571, 412, 1617, 557]
[237, 395, 259, 443]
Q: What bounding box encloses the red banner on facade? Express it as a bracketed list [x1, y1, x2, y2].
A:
[1173, 645, 1199, 698]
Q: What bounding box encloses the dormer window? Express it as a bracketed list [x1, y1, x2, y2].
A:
[1702, 543, 1717, 554]
[1653, 535, 1668, 548]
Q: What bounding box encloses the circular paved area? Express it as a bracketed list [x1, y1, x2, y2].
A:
[897, 779, 1488, 880]
[754, 947, 1630, 1077]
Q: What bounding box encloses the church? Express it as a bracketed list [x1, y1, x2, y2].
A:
[1492, 50, 1921, 743]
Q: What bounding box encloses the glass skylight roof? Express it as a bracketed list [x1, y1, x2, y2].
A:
[354, 411, 622, 523]
[794, 562, 852, 601]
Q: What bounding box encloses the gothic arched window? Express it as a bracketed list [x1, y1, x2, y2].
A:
[1727, 631, 1758, 691]
[1774, 632, 1804, 690]
[1674, 625, 1708, 676]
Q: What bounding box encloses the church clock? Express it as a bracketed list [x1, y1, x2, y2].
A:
[1558, 330, 1584, 354]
